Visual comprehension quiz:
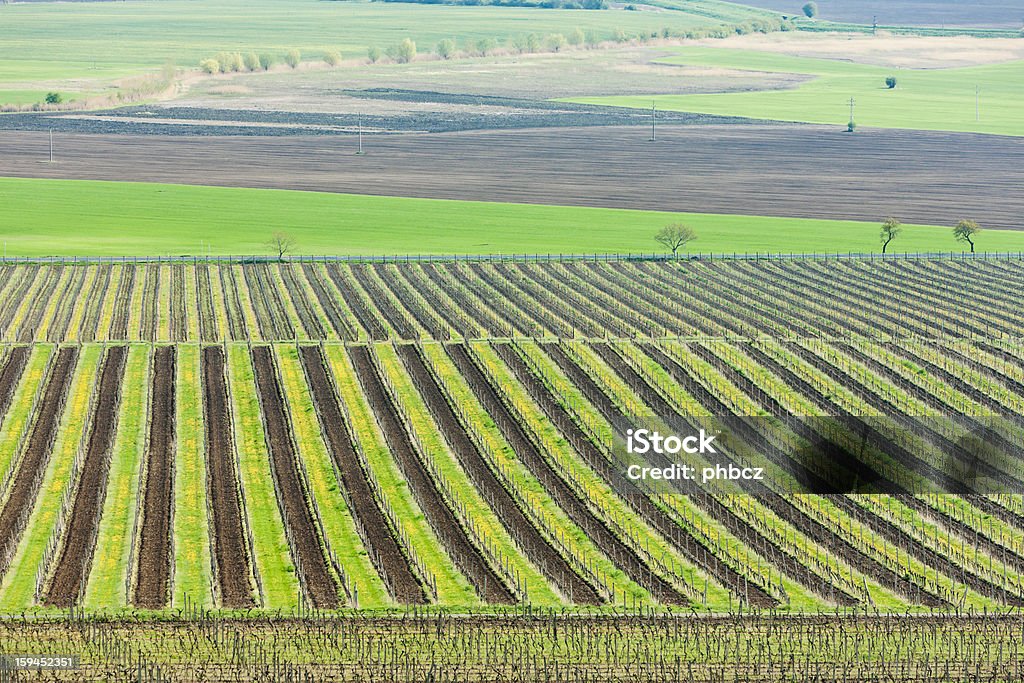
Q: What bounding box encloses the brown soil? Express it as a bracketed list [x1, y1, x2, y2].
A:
[1, 126, 1022, 229]
[249, 346, 339, 609]
[325, 266, 388, 342]
[45, 345, 129, 607]
[445, 343, 603, 605]
[0, 346, 31, 423]
[0, 347, 78, 580]
[348, 344, 514, 604]
[201, 345, 255, 609]
[106, 265, 135, 341]
[297, 345, 426, 604]
[397, 343, 595, 604]
[134, 346, 176, 609]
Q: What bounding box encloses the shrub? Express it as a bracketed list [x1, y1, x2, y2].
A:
[393, 38, 416, 64]
[199, 58, 221, 74]
[244, 52, 261, 71]
[324, 49, 343, 66]
[258, 53, 276, 70]
[545, 33, 568, 52]
[285, 49, 301, 69]
[613, 28, 628, 42]
[436, 38, 456, 59]
[45, 92, 63, 104]
[802, 1, 818, 18]
[885, 76, 897, 89]
[367, 46, 382, 63]
[475, 37, 496, 56]
[847, 120, 857, 132]
[213, 52, 243, 72]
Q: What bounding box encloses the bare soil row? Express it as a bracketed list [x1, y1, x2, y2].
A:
[201, 346, 255, 608]
[45, 345, 128, 607]
[134, 346, 176, 609]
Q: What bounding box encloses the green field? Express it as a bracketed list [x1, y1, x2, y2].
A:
[569, 47, 1024, 136]
[0, 0, 777, 104]
[0, 178, 1020, 256]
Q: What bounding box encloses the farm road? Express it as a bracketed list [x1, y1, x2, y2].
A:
[0, 125, 1021, 229]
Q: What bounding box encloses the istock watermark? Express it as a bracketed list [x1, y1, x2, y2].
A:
[610, 415, 1024, 496]
[625, 428, 718, 455]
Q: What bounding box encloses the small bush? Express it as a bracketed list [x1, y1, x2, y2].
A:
[324, 49, 343, 66]
[391, 38, 416, 64]
[243, 52, 261, 71]
[367, 46, 382, 63]
[436, 38, 456, 60]
[45, 92, 63, 104]
[545, 33, 568, 52]
[885, 76, 897, 89]
[568, 28, 585, 45]
[802, 1, 818, 18]
[285, 49, 301, 69]
[258, 53, 276, 70]
[199, 58, 221, 75]
[847, 120, 857, 132]
[475, 37, 496, 56]
[214, 51, 243, 72]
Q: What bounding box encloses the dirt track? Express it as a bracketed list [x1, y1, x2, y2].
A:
[1, 126, 1021, 228]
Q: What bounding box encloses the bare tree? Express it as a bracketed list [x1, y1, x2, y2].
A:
[267, 232, 295, 261]
[953, 219, 981, 254]
[655, 223, 697, 259]
[880, 217, 902, 254]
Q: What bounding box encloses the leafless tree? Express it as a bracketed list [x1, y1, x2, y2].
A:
[655, 223, 697, 258]
[267, 232, 295, 261]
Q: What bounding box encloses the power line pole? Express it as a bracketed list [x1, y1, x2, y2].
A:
[649, 101, 656, 142]
[872, 15, 878, 35]
[356, 114, 365, 156]
[848, 97, 856, 130]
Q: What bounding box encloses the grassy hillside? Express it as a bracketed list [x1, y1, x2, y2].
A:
[1, 178, 1021, 256]
[0, 0, 777, 105]
[568, 47, 1024, 136]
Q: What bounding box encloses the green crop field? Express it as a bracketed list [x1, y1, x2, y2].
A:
[1, 178, 1019, 256]
[0, 0, 778, 105]
[568, 46, 1024, 136]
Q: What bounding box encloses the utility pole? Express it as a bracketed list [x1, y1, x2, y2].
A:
[356, 114, 366, 156]
[848, 97, 856, 131]
[649, 101, 656, 142]
[872, 15, 878, 35]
